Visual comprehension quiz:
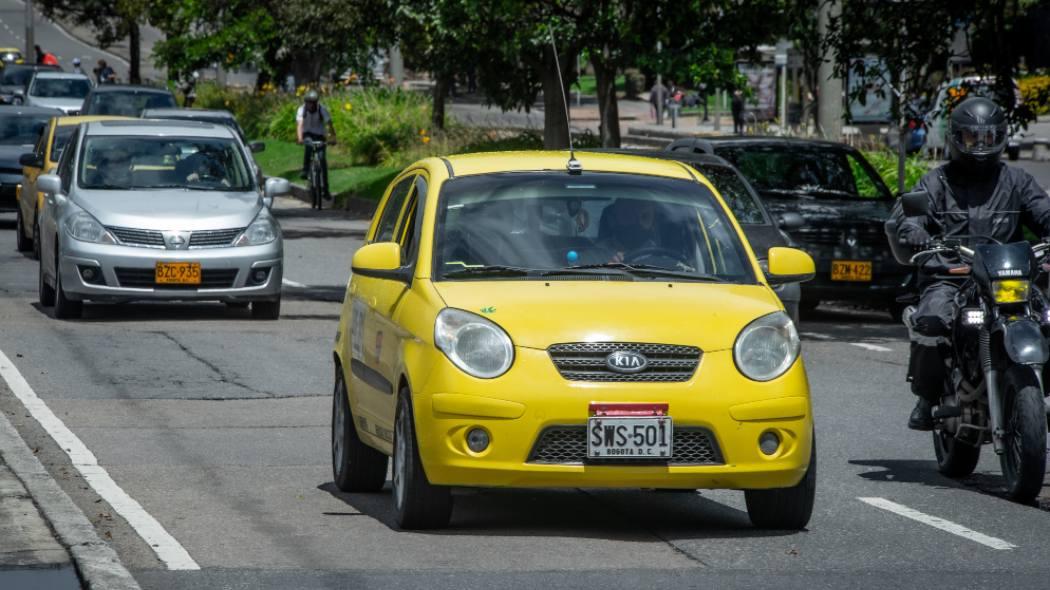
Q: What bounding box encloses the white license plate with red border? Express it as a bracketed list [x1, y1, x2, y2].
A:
[586, 403, 673, 460]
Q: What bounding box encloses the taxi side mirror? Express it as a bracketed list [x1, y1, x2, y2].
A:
[352, 242, 408, 282]
[766, 247, 815, 284]
[19, 152, 42, 168]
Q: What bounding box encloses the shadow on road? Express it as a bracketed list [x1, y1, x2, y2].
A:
[800, 304, 908, 342]
[319, 481, 799, 540]
[281, 227, 367, 240]
[850, 458, 1050, 508]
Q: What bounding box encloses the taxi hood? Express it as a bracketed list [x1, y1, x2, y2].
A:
[432, 281, 782, 352]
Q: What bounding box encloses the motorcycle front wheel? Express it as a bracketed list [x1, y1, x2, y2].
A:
[1000, 366, 1047, 503]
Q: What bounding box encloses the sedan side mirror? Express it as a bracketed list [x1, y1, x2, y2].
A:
[899, 190, 930, 217]
[766, 247, 815, 285]
[776, 212, 805, 230]
[19, 152, 42, 168]
[37, 173, 62, 195]
[249, 141, 266, 153]
[264, 177, 290, 199]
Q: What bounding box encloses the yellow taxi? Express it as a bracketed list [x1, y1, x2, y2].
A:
[331, 151, 817, 530]
[0, 47, 24, 65]
[16, 115, 129, 257]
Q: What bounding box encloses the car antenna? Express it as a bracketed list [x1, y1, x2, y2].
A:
[547, 24, 581, 175]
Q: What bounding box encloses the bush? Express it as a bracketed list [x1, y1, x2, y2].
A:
[1019, 76, 1050, 116]
[862, 150, 932, 192]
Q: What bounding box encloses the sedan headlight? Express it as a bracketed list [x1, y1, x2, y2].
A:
[235, 214, 277, 246]
[65, 211, 116, 244]
[434, 308, 514, 379]
[734, 311, 800, 382]
[992, 279, 1029, 304]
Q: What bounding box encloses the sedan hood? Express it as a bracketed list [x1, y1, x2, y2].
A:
[28, 97, 82, 112]
[432, 281, 781, 351]
[74, 189, 262, 230]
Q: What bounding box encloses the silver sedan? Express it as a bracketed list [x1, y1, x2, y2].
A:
[36, 119, 290, 319]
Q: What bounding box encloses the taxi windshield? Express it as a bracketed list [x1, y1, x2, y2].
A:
[78, 135, 253, 191]
[434, 172, 755, 283]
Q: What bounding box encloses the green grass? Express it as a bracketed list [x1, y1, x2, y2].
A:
[257, 139, 398, 202]
[574, 75, 626, 96]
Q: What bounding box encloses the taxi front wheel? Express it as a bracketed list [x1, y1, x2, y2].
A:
[744, 439, 816, 530]
[393, 387, 452, 530]
[331, 368, 388, 492]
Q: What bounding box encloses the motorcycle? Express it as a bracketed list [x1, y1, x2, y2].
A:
[895, 191, 1050, 503]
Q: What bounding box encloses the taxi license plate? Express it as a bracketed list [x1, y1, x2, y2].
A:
[831, 260, 872, 282]
[155, 262, 201, 285]
[587, 416, 673, 459]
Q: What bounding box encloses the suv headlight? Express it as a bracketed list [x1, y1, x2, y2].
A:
[65, 211, 115, 244]
[734, 311, 800, 381]
[434, 308, 514, 379]
[235, 213, 278, 246]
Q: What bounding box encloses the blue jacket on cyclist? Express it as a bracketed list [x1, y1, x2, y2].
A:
[297, 90, 337, 201]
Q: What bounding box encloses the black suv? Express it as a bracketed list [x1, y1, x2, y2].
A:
[667, 136, 909, 317]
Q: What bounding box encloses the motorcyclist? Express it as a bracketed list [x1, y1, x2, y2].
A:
[71, 57, 85, 76]
[893, 96, 1050, 430]
[296, 89, 337, 206]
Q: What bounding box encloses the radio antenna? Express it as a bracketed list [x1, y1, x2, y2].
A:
[547, 24, 582, 174]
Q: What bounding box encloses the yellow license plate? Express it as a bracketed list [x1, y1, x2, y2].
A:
[155, 262, 201, 285]
[831, 260, 872, 282]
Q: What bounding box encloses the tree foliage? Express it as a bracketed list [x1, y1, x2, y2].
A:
[38, 0, 149, 82]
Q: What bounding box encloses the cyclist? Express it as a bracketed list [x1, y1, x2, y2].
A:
[296, 90, 337, 209]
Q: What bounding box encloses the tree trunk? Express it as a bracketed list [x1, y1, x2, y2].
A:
[432, 73, 448, 130]
[539, 46, 574, 150]
[591, 49, 621, 148]
[128, 20, 141, 84]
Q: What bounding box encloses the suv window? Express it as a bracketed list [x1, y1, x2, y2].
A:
[373, 175, 415, 243]
[695, 164, 767, 224]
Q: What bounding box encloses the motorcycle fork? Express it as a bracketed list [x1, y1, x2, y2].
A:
[979, 328, 1006, 454]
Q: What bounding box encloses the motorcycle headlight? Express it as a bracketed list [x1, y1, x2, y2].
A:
[235, 214, 277, 246]
[734, 311, 800, 382]
[992, 280, 1029, 304]
[434, 308, 514, 379]
[65, 211, 115, 244]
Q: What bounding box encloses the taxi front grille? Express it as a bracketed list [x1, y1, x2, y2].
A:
[547, 342, 700, 382]
[114, 267, 238, 289]
[527, 426, 722, 465]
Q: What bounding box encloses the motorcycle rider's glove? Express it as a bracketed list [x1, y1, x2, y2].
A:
[899, 224, 931, 248]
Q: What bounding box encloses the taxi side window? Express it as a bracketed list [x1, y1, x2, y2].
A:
[33, 123, 48, 159]
[57, 128, 78, 193]
[397, 176, 427, 266]
[373, 176, 415, 243]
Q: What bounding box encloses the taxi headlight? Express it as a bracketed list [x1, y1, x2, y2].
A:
[434, 308, 514, 379]
[734, 311, 800, 382]
[65, 211, 115, 244]
[235, 214, 278, 246]
[992, 280, 1029, 304]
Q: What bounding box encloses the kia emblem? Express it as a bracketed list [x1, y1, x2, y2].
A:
[606, 350, 649, 374]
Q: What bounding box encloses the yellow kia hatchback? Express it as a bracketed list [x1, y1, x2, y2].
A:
[332, 151, 816, 530]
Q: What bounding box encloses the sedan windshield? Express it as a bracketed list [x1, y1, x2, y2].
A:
[30, 77, 91, 99]
[434, 172, 755, 283]
[78, 136, 254, 191]
[0, 113, 50, 145]
[86, 91, 177, 116]
[716, 146, 891, 201]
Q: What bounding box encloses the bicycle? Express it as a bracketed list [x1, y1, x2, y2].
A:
[304, 138, 329, 210]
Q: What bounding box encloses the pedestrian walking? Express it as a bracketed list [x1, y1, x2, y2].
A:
[649, 79, 667, 121]
[731, 89, 745, 135]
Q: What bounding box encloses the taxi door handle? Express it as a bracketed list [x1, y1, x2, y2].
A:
[368, 296, 378, 309]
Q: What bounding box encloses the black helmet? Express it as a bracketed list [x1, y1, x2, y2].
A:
[948, 96, 1007, 167]
[304, 89, 320, 103]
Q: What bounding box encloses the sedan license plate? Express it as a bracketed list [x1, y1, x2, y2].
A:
[587, 416, 673, 459]
[831, 260, 872, 282]
[155, 262, 201, 285]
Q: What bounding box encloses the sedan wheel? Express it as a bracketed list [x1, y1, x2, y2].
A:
[38, 253, 55, 306]
[52, 253, 82, 320]
[251, 297, 281, 320]
[31, 217, 40, 261]
[392, 387, 452, 529]
[15, 208, 31, 252]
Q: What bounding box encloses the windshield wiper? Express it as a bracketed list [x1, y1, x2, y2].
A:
[443, 265, 535, 278]
[561, 263, 724, 282]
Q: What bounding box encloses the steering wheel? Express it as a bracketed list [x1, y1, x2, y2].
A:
[622, 245, 684, 266]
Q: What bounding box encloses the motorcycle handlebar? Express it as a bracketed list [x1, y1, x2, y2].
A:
[909, 241, 1048, 266]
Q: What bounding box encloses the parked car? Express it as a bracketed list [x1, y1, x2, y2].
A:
[35, 119, 289, 319]
[0, 47, 25, 65]
[0, 64, 60, 104]
[667, 136, 908, 317]
[587, 148, 804, 322]
[80, 85, 177, 117]
[141, 108, 266, 182]
[16, 115, 131, 257]
[332, 151, 817, 530]
[0, 105, 61, 213]
[24, 72, 93, 115]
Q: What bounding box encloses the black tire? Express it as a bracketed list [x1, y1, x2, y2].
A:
[31, 216, 40, 261]
[15, 208, 31, 252]
[310, 162, 322, 209]
[332, 367, 388, 492]
[932, 422, 981, 478]
[225, 301, 250, 309]
[392, 387, 452, 529]
[888, 302, 908, 324]
[251, 297, 281, 320]
[38, 252, 55, 306]
[1000, 366, 1047, 503]
[745, 439, 816, 530]
[52, 252, 82, 320]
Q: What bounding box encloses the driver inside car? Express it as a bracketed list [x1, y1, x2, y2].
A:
[602, 199, 663, 263]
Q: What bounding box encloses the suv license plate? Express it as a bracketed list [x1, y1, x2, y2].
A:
[587, 416, 673, 459]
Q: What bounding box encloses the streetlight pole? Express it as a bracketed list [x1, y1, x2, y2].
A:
[25, 0, 33, 60]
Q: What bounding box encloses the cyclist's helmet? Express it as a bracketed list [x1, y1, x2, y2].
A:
[304, 90, 320, 103]
[948, 96, 1007, 167]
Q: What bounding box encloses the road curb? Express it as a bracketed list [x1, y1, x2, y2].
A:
[276, 177, 378, 218]
[0, 408, 140, 589]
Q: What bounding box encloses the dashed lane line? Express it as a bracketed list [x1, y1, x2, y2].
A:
[282, 278, 308, 288]
[799, 332, 832, 340]
[0, 349, 200, 570]
[858, 497, 1017, 550]
[849, 342, 893, 352]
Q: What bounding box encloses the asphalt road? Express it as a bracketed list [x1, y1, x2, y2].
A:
[4, 185, 1050, 589]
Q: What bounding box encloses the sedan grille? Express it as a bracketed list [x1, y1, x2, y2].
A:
[527, 426, 722, 465]
[548, 342, 701, 382]
[108, 227, 165, 248]
[795, 226, 885, 248]
[189, 228, 243, 248]
[114, 267, 238, 289]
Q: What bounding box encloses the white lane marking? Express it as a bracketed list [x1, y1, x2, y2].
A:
[0, 349, 200, 570]
[850, 342, 893, 352]
[858, 497, 1017, 550]
[282, 278, 308, 288]
[799, 332, 832, 340]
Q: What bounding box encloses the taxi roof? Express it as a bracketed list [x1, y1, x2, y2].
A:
[441, 151, 697, 180]
[55, 115, 131, 127]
